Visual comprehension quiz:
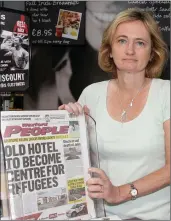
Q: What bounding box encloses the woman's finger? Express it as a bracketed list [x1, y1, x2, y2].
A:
[86, 177, 103, 186]
[75, 102, 84, 114]
[58, 104, 65, 110]
[58, 104, 73, 112]
[88, 191, 103, 199]
[88, 167, 108, 181]
[58, 103, 90, 116]
[83, 105, 90, 115]
[87, 184, 103, 193]
[64, 104, 75, 113]
[68, 102, 80, 115]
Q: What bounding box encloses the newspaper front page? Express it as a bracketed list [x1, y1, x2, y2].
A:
[0, 110, 96, 220]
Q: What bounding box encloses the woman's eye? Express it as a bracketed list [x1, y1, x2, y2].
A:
[118, 39, 127, 44]
[136, 41, 145, 46]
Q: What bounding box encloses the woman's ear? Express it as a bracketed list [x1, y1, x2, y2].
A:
[109, 53, 112, 58]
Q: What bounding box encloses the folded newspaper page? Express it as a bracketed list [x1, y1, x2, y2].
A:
[0, 138, 10, 220]
[0, 110, 96, 220]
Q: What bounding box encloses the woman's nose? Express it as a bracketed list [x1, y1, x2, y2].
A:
[125, 42, 135, 55]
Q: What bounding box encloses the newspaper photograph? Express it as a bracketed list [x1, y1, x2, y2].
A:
[0, 110, 96, 220]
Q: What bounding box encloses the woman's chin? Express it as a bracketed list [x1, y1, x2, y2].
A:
[118, 68, 138, 73]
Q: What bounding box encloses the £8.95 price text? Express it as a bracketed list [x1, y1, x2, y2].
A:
[32, 29, 52, 37]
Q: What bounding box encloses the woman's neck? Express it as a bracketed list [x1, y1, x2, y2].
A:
[116, 71, 146, 95]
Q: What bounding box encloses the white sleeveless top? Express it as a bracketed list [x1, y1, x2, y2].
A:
[78, 78, 170, 220]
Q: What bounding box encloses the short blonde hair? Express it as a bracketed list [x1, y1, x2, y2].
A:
[98, 8, 169, 78]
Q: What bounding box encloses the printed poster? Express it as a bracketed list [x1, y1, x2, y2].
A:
[0, 9, 30, 92]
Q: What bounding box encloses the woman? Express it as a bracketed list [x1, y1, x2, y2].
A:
[59, 8, 170, 220]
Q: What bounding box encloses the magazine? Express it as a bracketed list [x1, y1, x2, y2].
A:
[0, 110, 96, 220]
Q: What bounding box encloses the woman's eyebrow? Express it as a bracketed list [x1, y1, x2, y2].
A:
[115, 35, 149, 43]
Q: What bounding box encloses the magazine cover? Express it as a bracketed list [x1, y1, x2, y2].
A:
[0, 110, 96, 220]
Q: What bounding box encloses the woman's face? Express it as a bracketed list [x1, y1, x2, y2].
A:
[111, 20, 152, 74]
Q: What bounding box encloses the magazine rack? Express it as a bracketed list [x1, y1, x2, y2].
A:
[85, 114, 106, 218]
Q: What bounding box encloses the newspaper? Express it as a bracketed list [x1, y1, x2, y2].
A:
[0, 137, 10, 219]
[0, 110, 96, 220]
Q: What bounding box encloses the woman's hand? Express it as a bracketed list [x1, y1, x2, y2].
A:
[86, 167, 120, 204]
[58, 102, 89, 116]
